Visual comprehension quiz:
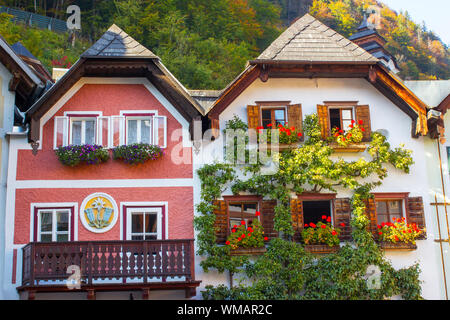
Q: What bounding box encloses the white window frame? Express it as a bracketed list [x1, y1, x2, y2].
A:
[69, 117, 98, 145]
[125, 116, 154, 145]
[37, 208, 71, 242]
[119, 111, 167, 149]
[126, 207, 162, 240]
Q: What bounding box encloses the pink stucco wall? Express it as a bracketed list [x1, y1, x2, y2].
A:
[14, 83, 195, 245]
[14, 187, 194, 244]
[16, 84, 193, 180]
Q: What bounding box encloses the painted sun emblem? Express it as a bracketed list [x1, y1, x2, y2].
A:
[84, 196, 114, 229]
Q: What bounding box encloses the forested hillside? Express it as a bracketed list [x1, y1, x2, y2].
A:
[0, 0, 448, 90]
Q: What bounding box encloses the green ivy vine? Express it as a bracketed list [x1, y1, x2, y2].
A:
[195, 113, 422, 300]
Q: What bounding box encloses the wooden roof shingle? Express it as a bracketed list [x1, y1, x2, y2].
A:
[81, 24, 158, 58]
[254, 14, 378, 63]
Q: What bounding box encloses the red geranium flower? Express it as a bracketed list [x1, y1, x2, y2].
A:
[321, 225, 326, 229]
[304, 224, 309, 227]
[232, 228, 236, 233]
[241, 220, 246, 225]
[361, 128, 365, 132]
[241, 234, 246, 238]
[339, 129, 344, 134]
[255, 211, 261, 216]
[340, 223, 345, 227]
[378, 232, 382, 235]
[322, 215, 327, 220]
[237, 237, 241, 241]
[332, 230, 337, 236]
[267, 123, 273, 127]
[309, 223, 316, 228]
[326, 217, 331, 223]
[351, 120, 356, 124]
[297, 132, 303, 137]
[264, 237, 268, 241]
[358, 120, 363, 125]
[225, 241, 230, 245]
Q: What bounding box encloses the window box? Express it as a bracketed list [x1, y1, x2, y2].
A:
[378, 241, 417, 251]
[229, 246, 267, 256]
[304, 244, 340, 254]
[330, 142, 366, 153]
[258, 142, 300, 151]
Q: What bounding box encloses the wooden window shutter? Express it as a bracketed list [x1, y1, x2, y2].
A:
[210, 118, 220, 139]
[213, 200, 228, 243]
[407, 197, 427, 239]
[317, 105, 329, 139]
[247, 105, 260, 130]
[262, 200, 277, 240]
[355, 105, 372, 141]
[290, 198, 303, 242]
[287, 104, 303, 141]
[364, 198, 378, 236]
[334, 198, 352, 241]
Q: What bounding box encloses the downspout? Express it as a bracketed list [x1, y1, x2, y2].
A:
[436, 138, 450, 299]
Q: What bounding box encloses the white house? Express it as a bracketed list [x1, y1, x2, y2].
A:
[0, 35, 45, 299]
[192, 14, 445, 299]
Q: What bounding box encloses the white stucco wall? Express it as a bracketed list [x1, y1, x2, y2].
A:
[193, 77, 445, 300]
[0, 63, 16, 300]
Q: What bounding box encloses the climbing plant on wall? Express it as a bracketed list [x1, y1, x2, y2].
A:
[195, 113, 422, 300]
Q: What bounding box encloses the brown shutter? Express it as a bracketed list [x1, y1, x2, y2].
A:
[213, 200, 228, 243]
[210, 118, 220, 139]
[287, 104, 303, 141]
[291, 198, 304, 242]
[261, 200, 277, 240]
[407, 197, 427, 239]
[317, 105, 329, 139]
[355, 105, 371, 141]
[364, 198, 378, 236]
[334, 198, 352, 241]
[247, 105, 260, 130]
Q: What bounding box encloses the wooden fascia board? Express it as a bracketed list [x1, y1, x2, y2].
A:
[371, 65, 428, 136]
[437, 94, 450, 114]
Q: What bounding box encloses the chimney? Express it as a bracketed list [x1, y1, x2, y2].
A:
[349, 14, 400, 74]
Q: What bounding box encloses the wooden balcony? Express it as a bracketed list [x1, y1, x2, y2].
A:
[17, 239, 201, 300]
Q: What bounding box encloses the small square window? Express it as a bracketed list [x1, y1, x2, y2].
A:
[70, 118, 96, 145]
[261, 107, 287, 128]
[376, 200, 403, 225]
[329, 107, 354, 132]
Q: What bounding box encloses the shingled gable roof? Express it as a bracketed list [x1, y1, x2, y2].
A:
[26, 24, 204, 145]
[252, 13, 378, 64]
[81, 24, 158, 58]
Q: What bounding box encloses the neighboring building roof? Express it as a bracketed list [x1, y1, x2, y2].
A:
[26, 24, 204, 144]
[189, 90, 222, 113]
[11, 42, 53, 83]
[405, 80, 450, 108]
[82, 24, 158, 58]
[0, 35, 44, 110]
[11, 42, 38, 60]
[253, 13, 378, 64]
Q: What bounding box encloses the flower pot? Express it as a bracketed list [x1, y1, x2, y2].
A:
[229, 247, 267, 256]
[304, 244, 340, 254]
[330, 143, 366, 153]
[379, 241, 417, 251]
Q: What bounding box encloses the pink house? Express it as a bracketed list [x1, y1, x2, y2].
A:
[4, 25, 203, 300]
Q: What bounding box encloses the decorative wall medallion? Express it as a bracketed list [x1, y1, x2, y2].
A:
[80, 193, 118, 233]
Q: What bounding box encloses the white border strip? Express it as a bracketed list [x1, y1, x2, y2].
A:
[15, 178, 194, 189]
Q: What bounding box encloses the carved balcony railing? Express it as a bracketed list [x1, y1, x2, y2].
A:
[21, 239, 196, 288]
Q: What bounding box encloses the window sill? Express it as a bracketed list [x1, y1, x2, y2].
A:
[229, 247, 267, 256]
[378, 241, 417, 251]
[330, 142, 366, 153]
[304, 244, 340, 254]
